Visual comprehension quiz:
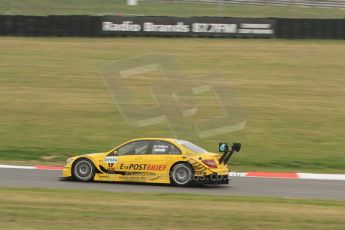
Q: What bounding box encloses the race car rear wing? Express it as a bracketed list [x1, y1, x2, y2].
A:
[218, 143, 241, 164]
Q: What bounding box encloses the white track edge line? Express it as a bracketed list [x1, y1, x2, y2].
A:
[0, 164, 35, 170]
[297, 173, 345, 181]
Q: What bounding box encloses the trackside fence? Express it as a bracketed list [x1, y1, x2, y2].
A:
[164, 0, 345, 9]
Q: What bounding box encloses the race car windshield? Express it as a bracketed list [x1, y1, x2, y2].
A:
[177, 140, 207, 153]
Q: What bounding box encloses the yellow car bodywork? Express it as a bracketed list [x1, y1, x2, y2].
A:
[62, 138, 230, 185]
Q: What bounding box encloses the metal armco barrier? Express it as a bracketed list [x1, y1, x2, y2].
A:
[0, 15, 344, 39]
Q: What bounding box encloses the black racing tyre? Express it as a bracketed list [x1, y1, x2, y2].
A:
[170, 163, 194, 186]
[72, 158, 95, 182]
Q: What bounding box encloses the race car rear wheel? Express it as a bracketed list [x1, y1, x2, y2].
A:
[170, 163, 194, 186]
[72, 158, 95, 182]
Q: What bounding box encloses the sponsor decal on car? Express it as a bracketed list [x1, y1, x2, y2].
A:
[104, 156, 118, 163]
[153, 144, 169, 153]
[99, 175, 110, 179]
[119, 163, 167, 171]
[123, 172, 160, 180]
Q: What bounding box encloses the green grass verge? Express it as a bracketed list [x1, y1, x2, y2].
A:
[0, 0, 345, 18]
[0, 187, 344, 230]
[0, 37, 345, 172]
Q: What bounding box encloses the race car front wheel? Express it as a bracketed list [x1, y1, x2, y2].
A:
[171, 163, 194, 186]
[72, 158, 95, 182]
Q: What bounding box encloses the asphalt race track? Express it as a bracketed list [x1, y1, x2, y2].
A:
[0, 168, 344, 200]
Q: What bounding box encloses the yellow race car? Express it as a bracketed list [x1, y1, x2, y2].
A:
[62, 138, 241, 186]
